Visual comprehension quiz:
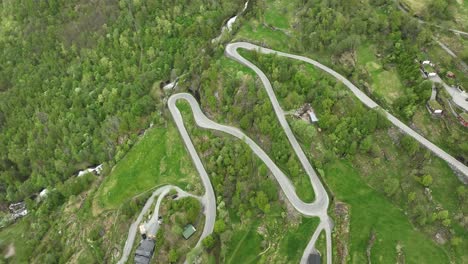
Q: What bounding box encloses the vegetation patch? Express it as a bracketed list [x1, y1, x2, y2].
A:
[95, 124, 201, 211]
[324, 160, 449, 263]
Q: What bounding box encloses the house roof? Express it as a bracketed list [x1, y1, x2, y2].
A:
[139, 239, 155, 252]
[183, 224, 197, 239]
[307, 253, 321, 264]
[135, 239, 155, 260]
[134, 255, 151, 264]
[308, 111, 319, 122]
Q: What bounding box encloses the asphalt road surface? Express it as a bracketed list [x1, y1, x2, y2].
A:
[168, 95, 218, 248]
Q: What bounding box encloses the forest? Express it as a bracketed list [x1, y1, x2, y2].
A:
[0, 0, 244, 205]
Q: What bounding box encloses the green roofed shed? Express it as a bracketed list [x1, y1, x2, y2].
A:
[183, 224, 197, 239]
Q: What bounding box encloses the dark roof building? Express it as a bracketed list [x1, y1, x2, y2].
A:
[307, 252, 321, 264]
[134, 239, 155, 264]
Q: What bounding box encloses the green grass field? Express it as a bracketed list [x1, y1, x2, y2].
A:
[264, 0, 296, 29]
[277, 217, 320, 263]
[225, 225, 263, 264]
[235, 22, 290, 50]
[357, 44, 404, 105]
[0, 220, 30, 263]
[324, 160, 449, 263]
[95, 124, 200, 210]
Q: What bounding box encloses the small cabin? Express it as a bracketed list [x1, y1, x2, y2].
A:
[308, 111, 319, 123]
[427, 100, 443, 115]
[183, 224, 197, 240]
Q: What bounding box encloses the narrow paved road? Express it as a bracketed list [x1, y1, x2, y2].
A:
[168, 95, 218, 247]
[435, 40, 468, 72]
[145, 188, 170, 237]
[117, 186, 169, 264]
[169, 93, 330, 216]
[226, 42, 468, 180]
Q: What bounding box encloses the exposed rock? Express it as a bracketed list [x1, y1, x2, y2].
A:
[424, 188, 433, 202]
[4, 243, 15, 259]
[396, 242, 405, 264]
[434, 231, 447, 245]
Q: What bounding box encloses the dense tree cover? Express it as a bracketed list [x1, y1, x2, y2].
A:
[288, 0, 467, 163]
[294, 0, 433, 120]
[245, 52, 389, 159]
[0, 0, 244, 204]
[198, 58, 313, 201]
[187, 129, 300, 262]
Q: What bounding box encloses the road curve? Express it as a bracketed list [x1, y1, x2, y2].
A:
[168, 96, 217, 247]
[169, 93, 329, 216]
[168, 93, 332, 263]
[226, 42, 468, 180]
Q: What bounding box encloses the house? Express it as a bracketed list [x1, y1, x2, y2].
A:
[446, 71, 455, 79]
[39, 189, 48, 198]
[427, 100, 443, 115]
[9, 202, 28, 220]
[308, 111, 319, 123]
[77, 164, 103, 177]
[183, 224, 197, 240]
[307, 252, 321, 264]
[134, 238, 156, 264]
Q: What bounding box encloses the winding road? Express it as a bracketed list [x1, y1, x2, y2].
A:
[120, 40, 468, 264]
[226, 42, 468, 181]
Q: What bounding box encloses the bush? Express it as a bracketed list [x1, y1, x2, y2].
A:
[168, 249, 179, 263]
[202, 235, 215, 250]
[420, 175, 433, 187]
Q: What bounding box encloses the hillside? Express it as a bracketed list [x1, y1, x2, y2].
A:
[0, 0, 467, 263]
